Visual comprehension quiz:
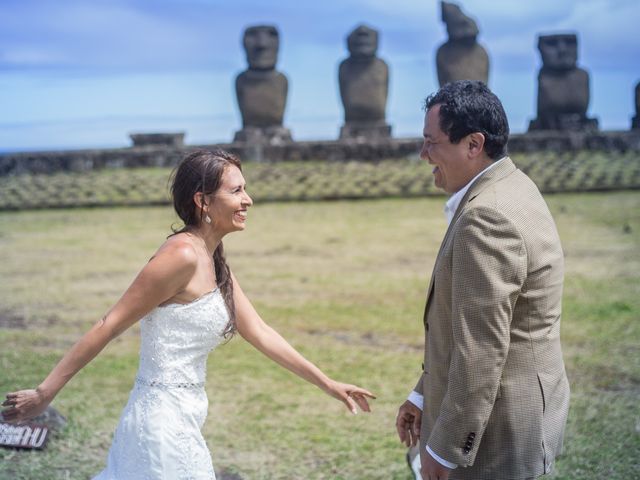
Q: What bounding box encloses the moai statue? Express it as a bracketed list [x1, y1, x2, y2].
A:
[234, 25, 292, 144]
[436, 1, 489, 86]
[338, 24, 391, 140]
[529, 33, 598, 131]
[632, 82, 640, 129]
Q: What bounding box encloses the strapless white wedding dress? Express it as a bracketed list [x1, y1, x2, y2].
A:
[94, 288, 229, 480]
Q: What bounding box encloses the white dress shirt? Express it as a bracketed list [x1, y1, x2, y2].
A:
[408, 157, 506, 470]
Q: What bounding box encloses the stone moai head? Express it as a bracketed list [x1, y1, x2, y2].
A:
[243, 25, 280, 71]
[347, 24, 379, 59]
[538, 34, 578, 71]
[442, 1, 479, 41]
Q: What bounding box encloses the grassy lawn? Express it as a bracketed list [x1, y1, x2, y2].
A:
[0, 192, 638, 479]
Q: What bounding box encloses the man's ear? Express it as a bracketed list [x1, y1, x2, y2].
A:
[467, 132, 486, 158]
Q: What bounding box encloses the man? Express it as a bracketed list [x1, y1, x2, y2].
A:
[396, 81, 570, 480]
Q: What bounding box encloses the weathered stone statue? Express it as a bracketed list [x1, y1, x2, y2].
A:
[338, 24, 391, 140]
[529, 33, 598, 131]
[632, 82, 640, 129]
[234, 25, 291, 144]
[436, 1, 489, 86]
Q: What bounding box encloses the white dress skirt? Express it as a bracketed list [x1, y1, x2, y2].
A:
[93, 289, 228, 480]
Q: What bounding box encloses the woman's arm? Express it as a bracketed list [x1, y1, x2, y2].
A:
[232, 272, 375, 414]
[1, 242, 198, 423]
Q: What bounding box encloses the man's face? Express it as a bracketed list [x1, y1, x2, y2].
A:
[420, 105, 474, 194]
[244, 26, 279, 70]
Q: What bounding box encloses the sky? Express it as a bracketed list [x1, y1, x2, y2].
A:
[1, 0, 639, 152]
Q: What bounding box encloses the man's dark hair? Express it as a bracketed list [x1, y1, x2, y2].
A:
[424, 80, 509, 160]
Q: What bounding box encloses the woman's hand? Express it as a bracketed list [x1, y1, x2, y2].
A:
[0, 238, 200, 427]
[1, 388, 50, 424]
[325, 380, 376, 414]
[232, 273, 376, 415]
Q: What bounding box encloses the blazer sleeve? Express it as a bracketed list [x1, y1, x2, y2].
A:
[427, 205, 527, 467]
[413, 373, 425, 397]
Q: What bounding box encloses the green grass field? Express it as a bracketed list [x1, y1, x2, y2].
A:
[0, 192, 639, 479]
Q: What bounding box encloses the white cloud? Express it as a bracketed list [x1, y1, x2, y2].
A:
[462, 0, 573, 20]
[1, 1, 227, 70]
[552, 0, 640, 66]
[0, 47, 71, 67]
[351, 0, 434, 15]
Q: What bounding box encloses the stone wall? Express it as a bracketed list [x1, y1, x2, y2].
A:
[508, 130, 640, 152]
[1, 130, 640, 176]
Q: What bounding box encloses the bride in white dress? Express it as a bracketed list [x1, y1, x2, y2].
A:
[2, 150, 375, 479]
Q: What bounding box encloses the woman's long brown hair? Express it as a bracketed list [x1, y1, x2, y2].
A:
[169, 149, 241, 338]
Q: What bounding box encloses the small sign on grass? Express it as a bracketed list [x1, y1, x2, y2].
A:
[0, 422, 49, 449]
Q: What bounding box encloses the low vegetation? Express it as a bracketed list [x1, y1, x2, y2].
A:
[1, 151, 639, 210]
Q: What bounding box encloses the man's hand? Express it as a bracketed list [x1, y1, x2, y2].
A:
[395, 400, 421, 447]
[421, 449, 451, 480]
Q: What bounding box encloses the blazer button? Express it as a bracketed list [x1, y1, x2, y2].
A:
[421, 363, 425, 371]
[425, 322, 429, 331]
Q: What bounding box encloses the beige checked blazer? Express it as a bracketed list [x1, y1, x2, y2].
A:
[414, 157, 570, 479]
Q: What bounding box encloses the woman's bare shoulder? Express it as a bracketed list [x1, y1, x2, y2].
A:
[150, 232, 199, 269]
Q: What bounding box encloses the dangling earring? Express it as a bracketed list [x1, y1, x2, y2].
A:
[205, 215, 212, 224]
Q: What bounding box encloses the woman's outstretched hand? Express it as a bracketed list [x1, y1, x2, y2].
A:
[325, 380, 376, 414]
[1, 389, 50, 424]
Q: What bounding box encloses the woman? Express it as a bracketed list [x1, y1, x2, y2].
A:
[2, 150, 374, 479]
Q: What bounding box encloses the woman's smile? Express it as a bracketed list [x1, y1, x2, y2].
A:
[234, 210, 248, 222]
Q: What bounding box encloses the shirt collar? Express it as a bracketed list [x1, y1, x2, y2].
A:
[444, 157, 506, 225]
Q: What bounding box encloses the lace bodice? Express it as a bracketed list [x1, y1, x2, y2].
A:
[136, 288, 229, 387]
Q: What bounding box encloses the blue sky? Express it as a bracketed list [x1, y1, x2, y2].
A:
[1, 0, 639, 152]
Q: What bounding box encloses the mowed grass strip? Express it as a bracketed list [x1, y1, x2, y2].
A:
[0, 192, 639, 479]
[1, 150, 640, 210]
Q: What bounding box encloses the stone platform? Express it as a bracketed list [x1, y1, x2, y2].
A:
[1, 130, 640, 176]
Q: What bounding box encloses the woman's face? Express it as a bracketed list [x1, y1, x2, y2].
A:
[208, 165, 253, 234]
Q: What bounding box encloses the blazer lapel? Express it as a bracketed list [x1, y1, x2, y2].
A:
[423, 157, 517, 320]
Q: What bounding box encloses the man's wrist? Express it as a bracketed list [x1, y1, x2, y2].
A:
[407, 391, 424, 410]
[426, 445, 458, 469]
